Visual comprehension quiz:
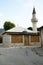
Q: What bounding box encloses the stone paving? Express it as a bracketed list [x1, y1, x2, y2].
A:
[0, 47, 43, 65]
[32, 47, 43, 57]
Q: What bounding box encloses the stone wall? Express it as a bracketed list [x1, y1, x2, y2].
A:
[11, 35, 29, 46]
[29, 35, 41, 46]
[11, 34, 40, 46]
[41, 29, 43, 46]
[3, 34, 41, 47]
[11, 35, 23, 43]
[31, 35, 40, 42]
[3, 34, 11, 47]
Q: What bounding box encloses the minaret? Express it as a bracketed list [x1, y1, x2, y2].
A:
[31, 7, 38, 31]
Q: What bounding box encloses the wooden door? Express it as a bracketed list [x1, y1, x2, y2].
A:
[24, 35, 29, 46]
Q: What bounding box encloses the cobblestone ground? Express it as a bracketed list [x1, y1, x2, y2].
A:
[0, 47, 43, 65]
[32, 47, 43, 57]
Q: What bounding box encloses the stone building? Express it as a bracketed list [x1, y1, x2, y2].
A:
[2, 8, 41, 47]
[38, 26, 43, 46]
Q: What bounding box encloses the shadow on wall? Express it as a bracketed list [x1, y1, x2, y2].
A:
[0, 37, 3, 43]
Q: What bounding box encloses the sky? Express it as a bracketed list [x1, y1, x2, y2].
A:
[0, 0, 43, 28]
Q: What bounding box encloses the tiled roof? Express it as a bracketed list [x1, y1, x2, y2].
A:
[2, 26, 39, 35]
[6, 26, 38, 33]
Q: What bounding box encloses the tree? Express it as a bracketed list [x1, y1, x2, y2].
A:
[3, 21, 15, 31]
[27, 27, 32, 30]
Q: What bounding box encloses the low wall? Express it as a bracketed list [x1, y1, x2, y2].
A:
[3, 34, 11, 47]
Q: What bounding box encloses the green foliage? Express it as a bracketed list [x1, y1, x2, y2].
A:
[3, 21, 15, 31]
[27, 27, 32, 30]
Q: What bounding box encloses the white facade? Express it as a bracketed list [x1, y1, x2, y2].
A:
[32, 22, 37, 31]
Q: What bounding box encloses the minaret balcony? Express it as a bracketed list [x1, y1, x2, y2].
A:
[31, 18, 38, 22]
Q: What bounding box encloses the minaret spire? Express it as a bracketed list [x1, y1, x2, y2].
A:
[32, 7, 36, 14]
[31, 7, 38, 31]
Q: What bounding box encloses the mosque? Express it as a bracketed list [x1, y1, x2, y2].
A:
[2, 7, 42, 47]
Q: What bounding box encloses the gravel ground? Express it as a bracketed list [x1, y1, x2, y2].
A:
[0, 47, 43, 65]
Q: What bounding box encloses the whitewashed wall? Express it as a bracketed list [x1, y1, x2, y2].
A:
[3, 34, 11, 47]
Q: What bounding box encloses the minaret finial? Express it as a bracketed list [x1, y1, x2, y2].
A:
[32, 7, 36, 14]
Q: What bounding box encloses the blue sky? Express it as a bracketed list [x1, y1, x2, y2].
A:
[0, 0, 43, 28]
